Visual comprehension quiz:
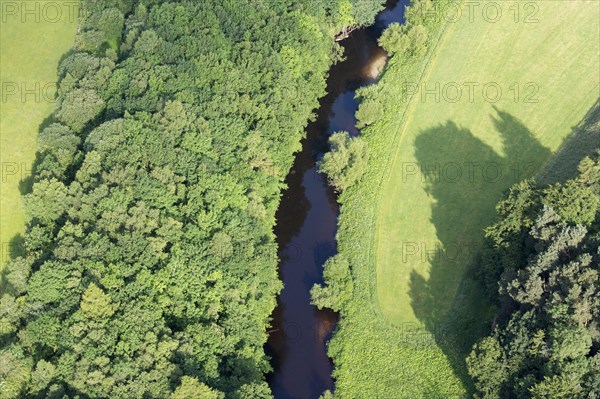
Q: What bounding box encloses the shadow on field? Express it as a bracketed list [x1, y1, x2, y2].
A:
[539, 99, 600, 184]
[408, 108, 551, 390]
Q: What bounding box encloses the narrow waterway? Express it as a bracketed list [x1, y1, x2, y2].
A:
[267, 1, 408, 398]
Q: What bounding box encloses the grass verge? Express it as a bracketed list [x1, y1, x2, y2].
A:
[0, 0, 79, 271]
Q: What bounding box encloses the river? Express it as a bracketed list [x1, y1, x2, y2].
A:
[266, 1, 408, 398]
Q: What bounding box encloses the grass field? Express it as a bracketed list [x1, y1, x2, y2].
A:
[0, 0, 79, 270]
[376, 1, 600, 328]
[331, 1, 600, 397]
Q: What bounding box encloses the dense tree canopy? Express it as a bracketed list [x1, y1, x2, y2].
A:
[0, 0, 385, 398]
[468, 152, 600, 399]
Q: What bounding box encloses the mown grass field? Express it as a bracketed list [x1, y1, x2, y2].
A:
[0, 0, 79, 270]
[331, 1, 600, 398]
[376, 1, 600, 328]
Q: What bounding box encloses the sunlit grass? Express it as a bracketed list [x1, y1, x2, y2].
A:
[0, 0, 79, 270]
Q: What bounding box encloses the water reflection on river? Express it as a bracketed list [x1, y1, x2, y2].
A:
[267, 1, 408, 398]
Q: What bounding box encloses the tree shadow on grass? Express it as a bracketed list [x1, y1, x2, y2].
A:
[538, 99, 600, 185]
[408, 108, 552, 392]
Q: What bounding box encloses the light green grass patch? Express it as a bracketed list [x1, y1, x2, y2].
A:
[0, 0, 79, 269]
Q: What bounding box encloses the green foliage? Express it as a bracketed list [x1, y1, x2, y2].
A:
[230, 382, 273, 399]
[56, 88, 106, 132]
[379, 23, 428, 56]
[3, 257, 32, 296]
[336, 0, 355, 28]
[29, 360, 56, 396]
[37, 123, 81, 179]
[80, 283, 117, 319]
[319, 131, 368, 191]
[170, 377, 224, 399]
[0, 0, 391, 397]
[0, 349, 31, 399]
[38, 124, 79, 165]
[477, 180, 541, 294]
[311, 255, 354, 311]
[529, 374, 586, 399]
[468, 154, 600, 398]
[304, 0, 384, 33]
[96, 8, 125, 44]
[485, 180, 540, 247]
[543, 181, 599, 225]
[0, 295, 20, 337]
[349, 0, 385, 27]
[480, 152, 600, 298]
[354, 93, 384, 128]
[24, 179, 71, 225]
[319, 390, 336, 399]
[466, 337, 506, 399]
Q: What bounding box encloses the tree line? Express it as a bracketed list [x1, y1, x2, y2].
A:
[468, 150, 600, 398]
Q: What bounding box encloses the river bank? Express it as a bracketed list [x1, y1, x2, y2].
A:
[267, 2, 407, 397]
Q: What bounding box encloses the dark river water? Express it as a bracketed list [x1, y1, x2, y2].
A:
[267, 1, 408, 398]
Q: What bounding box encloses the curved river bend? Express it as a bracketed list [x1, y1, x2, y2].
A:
[267, 1, 408, 398]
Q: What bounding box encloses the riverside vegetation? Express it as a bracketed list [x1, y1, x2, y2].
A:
[313, 0, 600, 397]
[0, 0, 386, 398]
